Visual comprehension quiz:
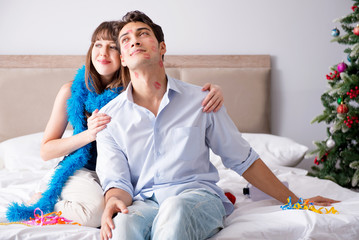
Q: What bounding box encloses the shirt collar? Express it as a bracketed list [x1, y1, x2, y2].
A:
[125, 81, 135, 102]
[166, 75, 182, 95]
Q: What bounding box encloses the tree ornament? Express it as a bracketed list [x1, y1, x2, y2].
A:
[347, 86, 359, 99]
[344, 115, 359, 128]
[337, 62, 347, 72]
[326, 137, 335, 149]
[326, 70, 340, 80]
[353, 25, 359, 36]
[337, 103, 349, 114]
[314, 153, 329, 165]
[337, 97, 343, 104]
[331, 27, 340, 37]
[314, 156, 319, 165]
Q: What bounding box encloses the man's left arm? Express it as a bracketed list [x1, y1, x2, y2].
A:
[206, 108, 339, 206]
[242, 158, 339, 205]
[205, 106, 259, 175]
[242, 158, 298, 203]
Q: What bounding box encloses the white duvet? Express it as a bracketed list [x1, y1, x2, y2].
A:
[1, 166, 359, 240]
[1, 132, 359, 239]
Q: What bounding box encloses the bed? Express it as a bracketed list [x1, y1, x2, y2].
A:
[0, 55, 358, 240]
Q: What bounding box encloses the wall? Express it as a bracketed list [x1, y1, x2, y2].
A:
[0, 0, 351, 169]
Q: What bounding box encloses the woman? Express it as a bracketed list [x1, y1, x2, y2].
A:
[6, 21, 224, 227]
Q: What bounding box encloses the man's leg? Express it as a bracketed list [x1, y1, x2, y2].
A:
[152, 189, 226, 240]
[111, 198, 159, 240]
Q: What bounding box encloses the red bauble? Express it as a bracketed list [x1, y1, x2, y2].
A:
[225, 192, 236, 204]
[337, 104, 349, 114]
[354, 25, 359, 36]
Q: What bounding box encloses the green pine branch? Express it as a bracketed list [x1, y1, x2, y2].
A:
[310, 0, 359, 189]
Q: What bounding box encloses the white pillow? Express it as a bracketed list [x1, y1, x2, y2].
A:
[242, 133, 308, 167]
[0, 130, 73, 171]
[209, 133, 308, 168]
[1, 132, 307, 171]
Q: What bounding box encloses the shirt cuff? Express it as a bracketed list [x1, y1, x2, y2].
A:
[232, 147, 260, 175]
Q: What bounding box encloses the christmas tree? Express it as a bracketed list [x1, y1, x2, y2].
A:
[309, 0, 359, 188]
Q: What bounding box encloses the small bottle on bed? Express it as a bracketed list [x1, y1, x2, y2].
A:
[243, 182, 289, 201]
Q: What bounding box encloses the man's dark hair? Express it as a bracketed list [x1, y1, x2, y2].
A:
[118, 10, 165, 46]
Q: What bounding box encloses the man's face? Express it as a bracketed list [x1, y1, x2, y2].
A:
[118, 21, 166, 69]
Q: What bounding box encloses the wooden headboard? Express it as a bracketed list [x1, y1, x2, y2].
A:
[0, 55, 271, 142]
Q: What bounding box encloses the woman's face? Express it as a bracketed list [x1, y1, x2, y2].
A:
[91, 38, 121, 84]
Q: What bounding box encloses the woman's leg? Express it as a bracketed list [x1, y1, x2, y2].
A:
[152, 189, 226, 240]
[27, 168, 56, 205]
[111, 198, 159, 240]
[54, 168, 105, 227]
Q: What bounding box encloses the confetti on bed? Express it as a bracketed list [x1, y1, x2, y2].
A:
[0, 208, 81, 226]
[281, 197, 338, 214]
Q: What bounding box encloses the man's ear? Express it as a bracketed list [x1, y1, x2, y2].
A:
[120, 55, 127, 67]
[159, 42, 167, 56]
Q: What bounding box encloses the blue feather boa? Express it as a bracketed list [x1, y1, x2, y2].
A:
[6, 66, 122, 222]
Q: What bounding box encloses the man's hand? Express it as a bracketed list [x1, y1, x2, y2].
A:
[101, 197, 129, 240]
[306, 195, 340, 206]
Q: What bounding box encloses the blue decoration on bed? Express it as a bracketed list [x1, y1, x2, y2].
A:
[6, 65, 122, 222]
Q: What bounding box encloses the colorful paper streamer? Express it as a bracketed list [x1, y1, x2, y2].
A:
[0, 208, 80, 226]
[281, 197, 338, 214]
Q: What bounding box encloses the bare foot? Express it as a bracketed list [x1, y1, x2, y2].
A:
[27, 192, 42, 205]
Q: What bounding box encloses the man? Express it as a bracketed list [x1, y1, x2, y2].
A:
[96, 11, 337, 240]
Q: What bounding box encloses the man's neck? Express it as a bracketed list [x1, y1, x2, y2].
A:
[130, 67, 167, 117]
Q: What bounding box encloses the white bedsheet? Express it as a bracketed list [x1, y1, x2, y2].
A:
[1, 166, 359, 240]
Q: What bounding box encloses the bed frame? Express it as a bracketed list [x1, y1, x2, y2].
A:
[0, 55, 271, 142]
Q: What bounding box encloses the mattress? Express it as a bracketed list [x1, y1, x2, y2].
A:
[1, 132, 358, 240]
